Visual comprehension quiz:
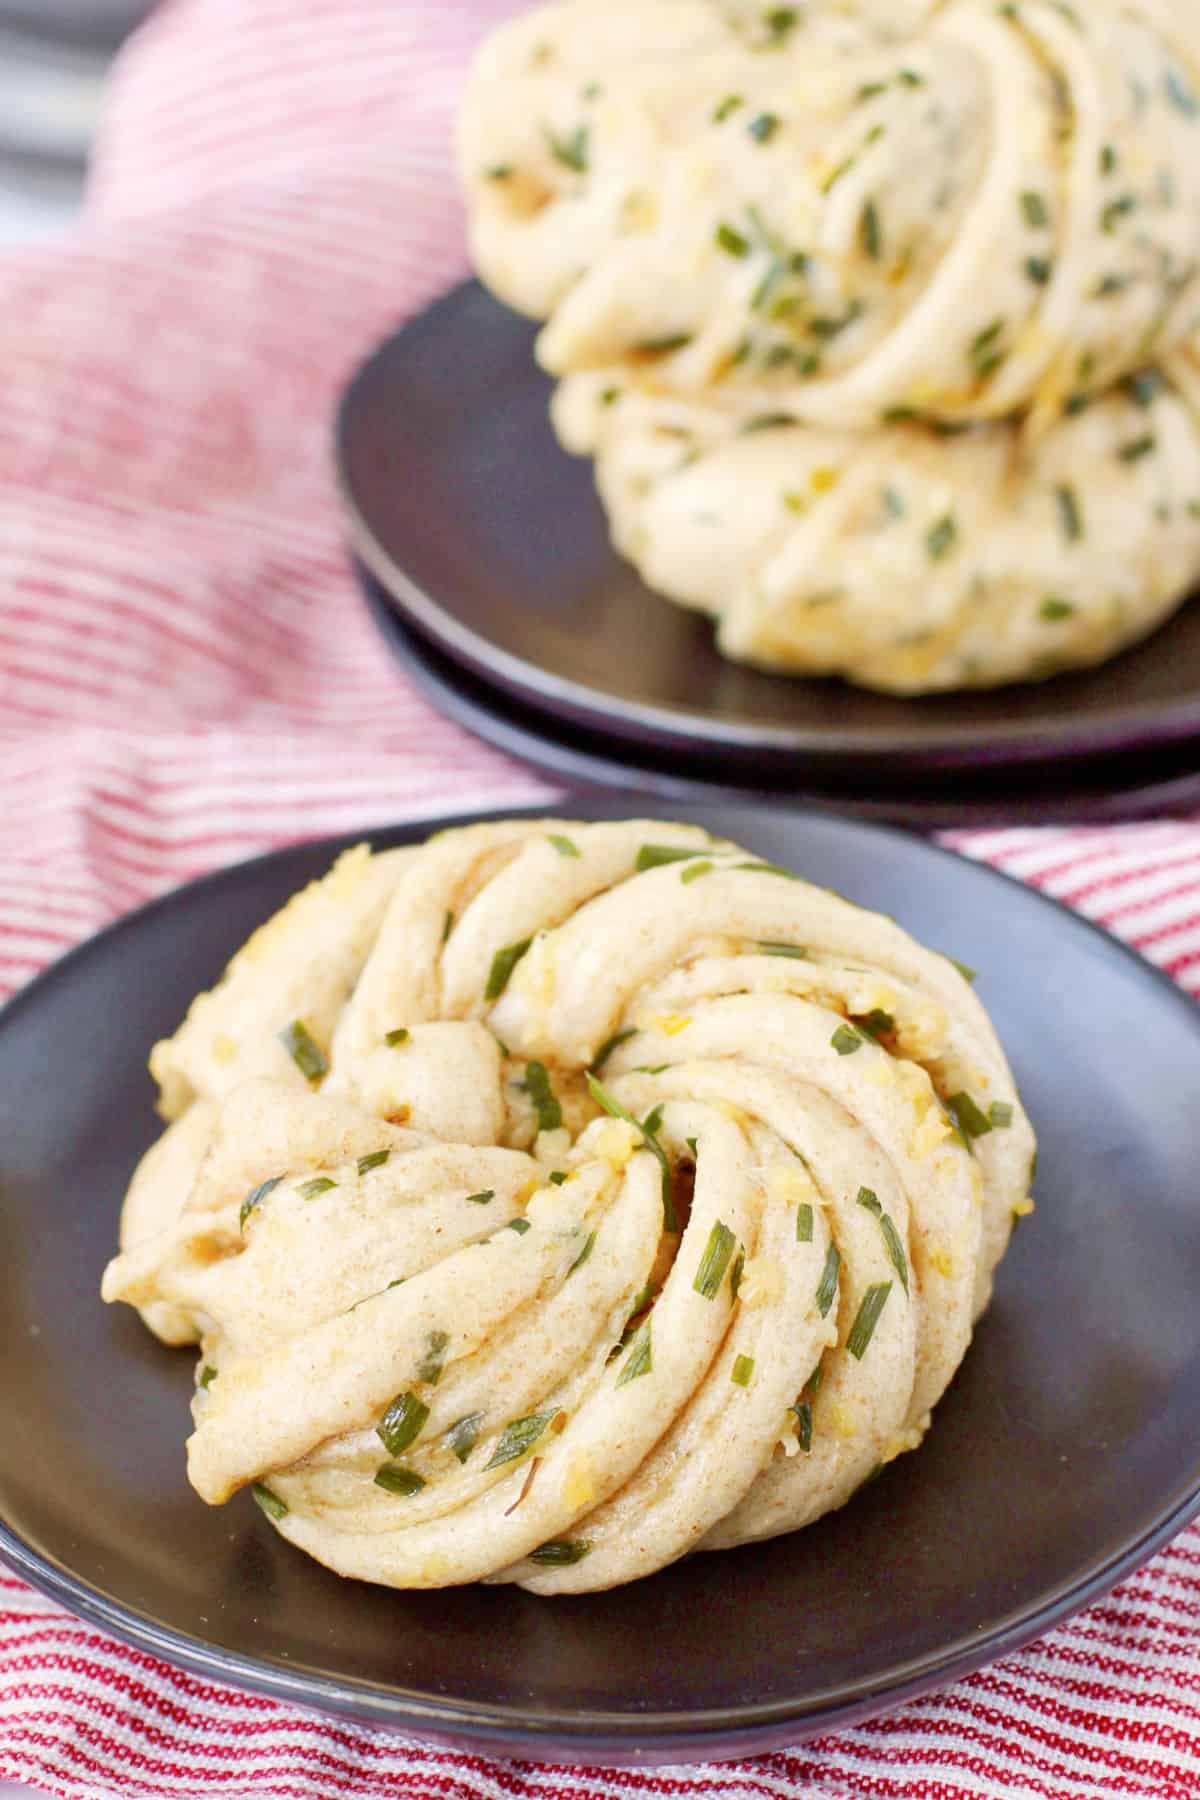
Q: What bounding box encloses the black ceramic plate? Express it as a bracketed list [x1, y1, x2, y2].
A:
[337, 281, 1200, 780]
[3, 800, 1200, 1766]
[360, 565, 1200, 827]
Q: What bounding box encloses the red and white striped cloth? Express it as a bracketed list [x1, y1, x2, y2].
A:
[1, 4, 1199, 1797]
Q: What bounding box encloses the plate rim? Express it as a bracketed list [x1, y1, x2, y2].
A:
[335, 280, 1200, 771]
[3, 798, 1200, 1758]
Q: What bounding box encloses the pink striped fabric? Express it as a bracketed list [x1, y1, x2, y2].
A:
[1, 3, 1198, 1796]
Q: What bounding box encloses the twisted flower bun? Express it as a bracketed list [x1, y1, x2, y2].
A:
[459, 0, 1200, 692]
[103, 820, 1035, 1592]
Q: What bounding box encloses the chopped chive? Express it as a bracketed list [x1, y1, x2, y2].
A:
[846, 1281, 893, 1358]
[1020, 190, 1049, 228]
[731, 1354, 755, 1387]
[600, 386, 621, 406]
[357, 1149, 390, 1177]
[731, 859, 798, 879]
[545, 123, 589, 172]
[747, 112, 780, 144]
[686, 1136, 699, 1158]
[251, 1482, 287, 1521]
[949, 956, 977, 983]
[377, 1392, 429, 1457]
[446, 1412, 484, 1464]
[466, 1189, 494, 1205]
[1040, 597, 1074, 622]
[417, 1329, 450, 1385]
[680, 859, 714, 884]
[796, 1202, 814, 1243]
[1101, 194, 1136, 234]
[763, 5, 799, 43]
[793, 1399, 813, 1452]
[879, 1214, 909, 1295]
[856, 1186, 882, 1217]
[815, 1243, 842, 1317]
[522, 1060, 563, 1133]
[635, 843, 706, 871]
[374, 1464, 425, 1497]
[990, 1101, 1014, 1127]
[504, 1217, 532, 1236]
[278, 1020, 328, 1085]
[694, 1219, 737, 1298]
[548, 1170, 568, 1186]
[616, 1320, 652, 1387]
[567, 1230, 595, 1276]
[926, 515, 958, 561]
[883, 486, 906, 517]
[530, 1538, 593, 1566]
[591, 1026, 636, 1071]
[385, 1027, 410, 1048]
[1025, 256, 1053, 285]
[713, 93, 743, 122]
[831, 1024, 864, 1056]
[1166, 67, 1198, 117]
[971, 318, 1005, 356]
[860, 199, 881, 261]
[487, 1410, 556, 1469]
[730, 1248, 745, 1299]
[946, 1091, 993, 1138]
[297, 1175, 337, 1200]
[636, 333, 693, 354]
[548, 834, 580, 858]
[1100, 143, 1117, 174]
[898, 67, 925, 86]
[857, 81, 887, 102]
[716, 222, 751, 258]
[485, 164, 513, 181]
[854, 1008, 895, 1040]
[1056, 484, 1083, 542]
[1125, 369, 1164, 407]
[758, 940, 808, 958]
[199, 1364, 217, 1389]
[239, 1174, 283, 1230]
[486, 938, 533, 1001]
[1118, 436, 1156, 462]
[1064, 392, 1091, 415]
[586, 1072, 676, 1230]
[442, 909, 454, 943]
[741, 412, 800, 433]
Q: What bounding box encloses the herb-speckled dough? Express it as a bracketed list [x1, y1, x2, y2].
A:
[103, 822, 1035, 1591]
[459, 0, 1200, 692]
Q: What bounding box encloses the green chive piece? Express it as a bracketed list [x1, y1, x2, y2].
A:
[747, 112, 780, 143]
[831, 1024, 864, 1056]
[504, 1217, 532, 1236]
[591, 1027, 636, 1071]
[854, 1008, 895, 1040]
[948, 956, 978, 983]
[694, 1220, 737, 1298]
[545, 123, 589, 172]
[857, 81, 887, 101]
[548, 1170, 568, 1186]
[616, 1321, 653, 1387]
[567, 1230, 595, 1276]
[716, 221, 751, 258]
[199, 1365, 217, 1389]
[1025, 255, 1053, 285]
[636, 333, 693, 354]
[926, 514, 958, 560]
[586, 1072, 676, 1231]
[417, 1329, 450, 1386]
[884, 486, 906, 517]
[374, 1464, 425, 1497]
[815, 1244, 842, 1317]
[635, 843, 705, 871]
[385, 1027, 410, 1047]
[730, 1248, 745, 1299]
[600, 386, 621, 406]
[1125, 369, 1164, 407]
[793, 1399, 813, 1452]
[713, 93, 743, 122]
[278, 1019, 328, 1085]
[947, 1091, 994, 1138]
[879, 1213, 910, 1295]
[731, 1353, 755, 1387]
[377, 1392, 429, 1457]
[846, 1282, 893, 1359]
[1040, 597, 1074, 622]
[989, 1101, 1014, 1128]
[522, 1060, 563, 1133]
[1056, 484, 1084, 542]
[442, 909, 454, 943]
[485, 164, 513, 181]
[466, 1189, 495, 1205]
[763, 6, 799, 43]
[731, 859, 799, 879]
[486, 1410, 555, 1470]
[251, 1482, 287, 1521]
[446, 1412, 484, 1464]
[548, 834, 580, 858]
[1100, 143, 1117, 174]
[239, 1174, 283, 1230]
[796, 1203, 814, 1243]
[486, 937, 533, 1001]
[898, 67, 925, 86]
[686, 1136, 699, 1158]
[680, 859, 714, 883]
[1020, 190, 1049, 228]
[297, 1175, 337, 1201]
[860, 199, 882, 260]
[530, 1538, 593, 1566]
[740, 412, 799, 433]
[857, 1186, 882, 1217]
[357, 1149, 390, 1177]
[758, 940, 808, 959]
[1118, 436, 1156, 463]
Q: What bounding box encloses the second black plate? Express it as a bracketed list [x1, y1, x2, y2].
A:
[337, 281, 1200, 780]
